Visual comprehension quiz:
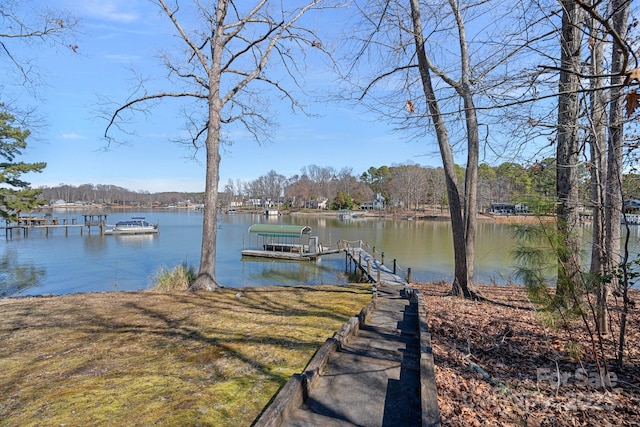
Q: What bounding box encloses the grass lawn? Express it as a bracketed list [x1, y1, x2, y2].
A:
[0, 284, 372, 426]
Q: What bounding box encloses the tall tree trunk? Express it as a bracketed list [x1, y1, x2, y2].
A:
[555, 0, 584, 301]
[191, 0, 228, 291]
[451, 0, 479, 296]
[587, 9, 609, 332]
[605, 0, 630, 295]
[409, 0, 476, 298]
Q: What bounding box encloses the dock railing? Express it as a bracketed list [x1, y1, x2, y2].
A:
[339, 239, 412, 284]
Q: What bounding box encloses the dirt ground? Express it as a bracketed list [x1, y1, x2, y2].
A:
[411, 282, 640, 426]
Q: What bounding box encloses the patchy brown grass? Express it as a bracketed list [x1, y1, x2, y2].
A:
[412, 282, 640, 426]
[0, 284, 372, 426]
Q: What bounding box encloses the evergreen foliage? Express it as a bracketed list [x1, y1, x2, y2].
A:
[512, 220, 561, 306]
[512, 204, 625, 377]
[0, 109, 46, 221]
[332, 190, 354, 210]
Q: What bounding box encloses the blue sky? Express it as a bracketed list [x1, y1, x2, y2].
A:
[7, 0, 442, 193]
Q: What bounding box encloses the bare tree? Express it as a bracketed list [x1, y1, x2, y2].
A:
[264, 170, 287, 205]
[246, 170, 287, 205]
[388, 164, 427, 211]
[0, 0, 77, 219]
[336, 167, 354, 194]
[600, 0, 632, 366]
[586, 3, 609, 324]
[405, 0, 478, 297]
[570, 0, 633, 333]
[104, 0, 333, 290]
[285, 173, 313, 208]
[555, 1, 585, 300]
[346, 0, 487, 296]
[0, 0, 78, 101]
[604, 0, 631, 292]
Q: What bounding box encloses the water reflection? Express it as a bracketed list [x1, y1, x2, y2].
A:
[6, 210, 640, 297]
[83, 234, 108, 254]
[241, 257, 346, 287]
[0, 249, 46, 296]
[112, 234, 157, 247]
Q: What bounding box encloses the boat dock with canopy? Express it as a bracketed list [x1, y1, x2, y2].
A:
[241, 223, 340, 260]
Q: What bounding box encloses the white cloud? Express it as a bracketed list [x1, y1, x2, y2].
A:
[81, 0, 139, 23]
[61, 132, 85, 140]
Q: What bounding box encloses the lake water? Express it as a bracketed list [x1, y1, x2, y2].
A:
[3, 210, 640, 296]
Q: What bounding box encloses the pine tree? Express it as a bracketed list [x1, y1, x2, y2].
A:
[0, 110, 46, 221]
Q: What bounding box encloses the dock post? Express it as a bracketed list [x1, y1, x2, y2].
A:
[381, 252, 385, 265]
[407, 267, 412, 283]
[393, 259, 397, 274]
[367, 259, 371, 277]
[377, 269, 380, 284]
[358, 253, 362, 269]
[372, 247, 376, 259]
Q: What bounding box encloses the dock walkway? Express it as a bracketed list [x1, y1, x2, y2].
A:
[254, 282, 441, 427]
[342, 243, 409, 286]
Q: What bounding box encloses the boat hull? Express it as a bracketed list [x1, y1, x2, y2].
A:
[104, 217, 159, 235]
[104, 227, 158, 235]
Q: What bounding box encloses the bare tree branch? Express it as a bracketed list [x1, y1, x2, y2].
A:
[103, 0, 336, 291]
[104, 91, 207, 143]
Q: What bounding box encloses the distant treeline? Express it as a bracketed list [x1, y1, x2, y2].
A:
[36, 161, 640, 211]
[37, 183, 204, 207]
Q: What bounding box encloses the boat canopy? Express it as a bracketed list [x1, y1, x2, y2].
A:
[247, 224, 311, 238]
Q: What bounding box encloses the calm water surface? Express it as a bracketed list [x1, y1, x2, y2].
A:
[3, 210, 640, 296]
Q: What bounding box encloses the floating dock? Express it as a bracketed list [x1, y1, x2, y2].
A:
[241, 223, 340, 261]
[241, 248, 340, 261]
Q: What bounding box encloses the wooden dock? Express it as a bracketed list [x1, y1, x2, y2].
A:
[241, 248, 341, 261]
[2, 217, 85, 238]
[17, 216, 78, 226]
[342, 241, 410, 285]
[2, 213, 109, 238]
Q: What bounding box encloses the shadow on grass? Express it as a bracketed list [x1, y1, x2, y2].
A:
[0, 285, 372, 426]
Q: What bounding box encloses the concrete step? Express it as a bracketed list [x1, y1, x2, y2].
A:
[344, 327, 419, 355]
[366, 308, 414, 329]
[281, 408, 359, 427]
[302, 352, 399, 425]
[340, 337, 420, 371]
[357, 323, 418, 340]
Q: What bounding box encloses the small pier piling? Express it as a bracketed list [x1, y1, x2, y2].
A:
[83, 213, 108, 235]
